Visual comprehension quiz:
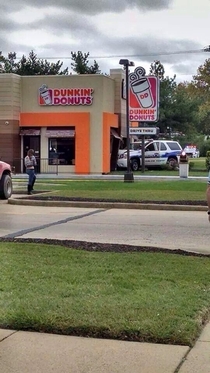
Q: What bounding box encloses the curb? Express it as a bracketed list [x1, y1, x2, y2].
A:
[8, 197, 207, 211]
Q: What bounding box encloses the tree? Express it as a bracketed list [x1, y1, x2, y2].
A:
[149, 60, 165, 80]
[0, 51, 7, 72]
[149, 61, 177, 132]
[158, 76, 177, 125]
[149, 60, 201, 136]
[185, 59, 210, 134]
[71, 51, 100, 74]
[171, 83, 200, 133]
[196, 101, 210, 134]
[0, 50, 68, 75]
[193, 58, 210, 90]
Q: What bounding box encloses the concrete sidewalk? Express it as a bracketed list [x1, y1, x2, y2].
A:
[1, 324, 210, 373]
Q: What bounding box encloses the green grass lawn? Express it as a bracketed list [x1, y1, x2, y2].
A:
[190, 157, 207, 166]
[113, 157, 208, 176]
[1, 242, 210, 346]
[30, 179, 208, 202]
[113, 170, 207, 176]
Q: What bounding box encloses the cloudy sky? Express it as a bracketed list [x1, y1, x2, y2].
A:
[1, 0, 210, 82]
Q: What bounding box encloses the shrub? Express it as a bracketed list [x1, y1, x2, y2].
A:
[189, 161, 195, 171]
[206, 151, 210, 171]
[199, 140, 210, 157]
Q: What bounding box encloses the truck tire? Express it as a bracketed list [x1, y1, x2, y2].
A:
[167, 157, 178, 169]
[0, 174, 13, 199]
[131, 158, 140, 171]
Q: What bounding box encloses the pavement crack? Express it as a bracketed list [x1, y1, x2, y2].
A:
[2, 209, 106, 239]
[0, 330, 18, 343]
[174, 346, 191, 372]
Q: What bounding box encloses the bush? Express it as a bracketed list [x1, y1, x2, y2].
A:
[199, 140, 210, 157]
[189, 161, 195, 171]
[206, 151, 210, 171]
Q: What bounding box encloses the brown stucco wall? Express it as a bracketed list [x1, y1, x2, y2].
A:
[0, 74, 21, 167]
[0, 120, 21, 165]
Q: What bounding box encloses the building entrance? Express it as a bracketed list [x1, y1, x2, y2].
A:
[23, 135, 40, 173]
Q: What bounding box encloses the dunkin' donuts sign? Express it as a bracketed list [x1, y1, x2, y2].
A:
[129, 67, 159, 122]
[39, 84, 94, 106]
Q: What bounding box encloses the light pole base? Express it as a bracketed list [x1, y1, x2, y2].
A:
[124, 172, 134, 182]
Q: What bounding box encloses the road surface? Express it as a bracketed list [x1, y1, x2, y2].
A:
[0, 202, 209, 254]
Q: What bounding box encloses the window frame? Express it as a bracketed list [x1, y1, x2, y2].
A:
[48, 137, 75, 166]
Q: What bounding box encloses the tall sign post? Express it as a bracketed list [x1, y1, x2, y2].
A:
[119, 59, 135, 182]
[129, 67, 159, 173]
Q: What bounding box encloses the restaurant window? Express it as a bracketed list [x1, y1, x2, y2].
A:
[48, 138, 75, 165]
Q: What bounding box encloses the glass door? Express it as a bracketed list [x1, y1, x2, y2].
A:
[23, 136, 40, 173]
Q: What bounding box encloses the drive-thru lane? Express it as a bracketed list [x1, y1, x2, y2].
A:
[0, 203, 209, 254]
[0, 203, 102, 238]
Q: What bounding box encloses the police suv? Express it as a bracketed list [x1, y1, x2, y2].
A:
[117, 140, 183, 171]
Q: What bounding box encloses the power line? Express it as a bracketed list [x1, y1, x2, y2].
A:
[15, 47, 210, 60]
[91, 49, 206, 59]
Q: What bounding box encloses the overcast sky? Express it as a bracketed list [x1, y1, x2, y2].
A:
[1, 0, 210, 82]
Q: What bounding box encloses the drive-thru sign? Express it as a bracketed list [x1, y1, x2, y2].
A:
[129, 127, 157, 135]
[129, 67, 159, 122]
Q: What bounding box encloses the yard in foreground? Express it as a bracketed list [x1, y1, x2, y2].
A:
[1, 241, 210, 346]
[20, 179, 208, 203]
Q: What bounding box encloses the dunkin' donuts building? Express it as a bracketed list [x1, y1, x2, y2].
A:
[0, 69, 127, 174]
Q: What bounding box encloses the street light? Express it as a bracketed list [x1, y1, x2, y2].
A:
[119, 59, 135, 182]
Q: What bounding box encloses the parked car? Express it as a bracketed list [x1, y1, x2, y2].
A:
[117, 140, 182, 171]
[183, 145, 200, 158]
[118, 140, 150, 157]
[0, 160, 13, 199]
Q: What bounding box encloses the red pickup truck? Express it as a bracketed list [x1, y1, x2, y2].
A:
[0, 161, 13, 199]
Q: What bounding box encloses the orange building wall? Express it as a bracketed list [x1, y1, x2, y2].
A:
[20, 112, 90, 174]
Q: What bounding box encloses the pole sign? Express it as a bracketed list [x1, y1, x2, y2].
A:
[129, 67, 159, 122]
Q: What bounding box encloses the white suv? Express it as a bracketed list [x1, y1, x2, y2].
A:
[117, 140, 182, 171]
